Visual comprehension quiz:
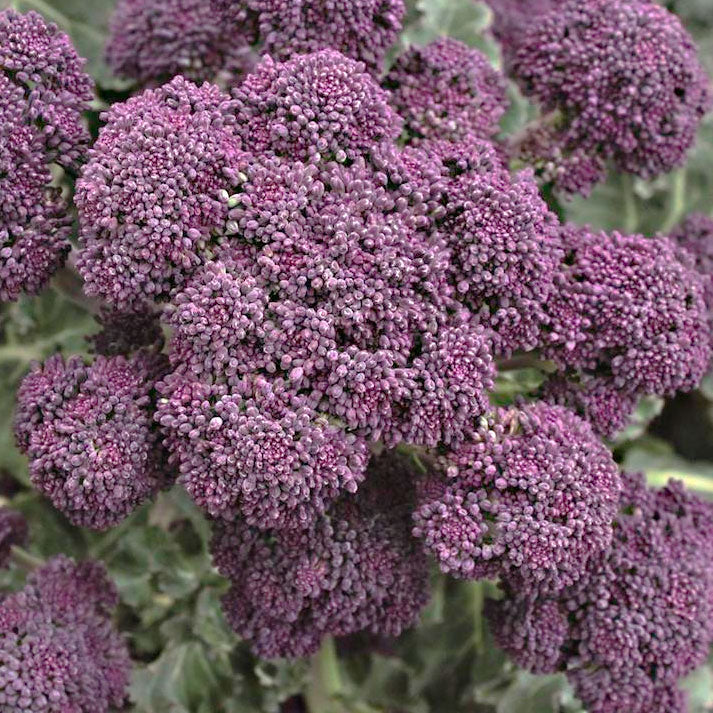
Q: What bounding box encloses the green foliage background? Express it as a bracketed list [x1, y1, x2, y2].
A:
[1, 0, 712, 710]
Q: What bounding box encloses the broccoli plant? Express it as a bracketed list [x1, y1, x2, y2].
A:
[2, 1, 713, 712]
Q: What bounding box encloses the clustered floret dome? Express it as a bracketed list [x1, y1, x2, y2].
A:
[671, 212, 713, 319]
[384, 37, 508, 143]
[249, 0, 405, 72]
[0, 555, 130, 712]
[0, 10, 93, 302]
[0, 10, 94, 166]
[75, 76, 242, 308]
[542, 224, 711, 402]
[487, 472, 713, 713]
[106, 0, 257, 85]
[156, 373, 370, 528]
[106, 0, 405, 86]
[414, 402, 621, 591]
[233, 50, 402, 162]
[503, 0, 711, 194]
[15, 351, 170, 530]
[210, 449, 429, 658]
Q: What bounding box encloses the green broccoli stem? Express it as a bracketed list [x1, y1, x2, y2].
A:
[622, 173, 639, 234]
[305, 636, 344, 713]
[10, 545, 44, 572]
[661, 169, 687, 234]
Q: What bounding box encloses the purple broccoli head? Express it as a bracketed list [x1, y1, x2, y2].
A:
[0, 9, 95, 302]
[15, 352, 170, 530]
[0, 10, 94, 167]
[487, 472, 713, 713]
[543, 225, 711, 398]
[414, 402, 621, 591]
[249, 0, 405, 73]
[211, 449, 429, 658]
[384, 38, 508, 143]
[233, 49, 402, 161]
[75, 76, 242, 308]
[0, 555, 130, 712]
[507, 0, 710, 194]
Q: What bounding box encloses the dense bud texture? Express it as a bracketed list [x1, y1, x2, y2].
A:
[543, 225, 711, 398]
[156, 373, 370, 528]
[670, 212, 713, 318]
[76, 77, 242, 308]
[88, 306, 165, 357]
[487, 472, 713, 713]
[540, 374, 638, 439]
[249, 0, 405, 72]
[484, 0, 555, 51]
[506, 0, 710, 194]
[233, 50, 401, 161]
[211, 450, 429, 658]
[0, 10, 94, 167]
[414, 402, 621, 591]
[0, 508, 28, 568]
[0, 10, 94, 301]
[106, 0, 257, 85]
[0, 556, 130, 712]
[438, 157, 562, 355]
[384, 38, 507, 143]
[15, 352, 169, 530]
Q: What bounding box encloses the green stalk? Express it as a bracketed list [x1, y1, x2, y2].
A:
[661, 169, 687, 234]
[10, 545, 44, 572]
[305, 636, 344, 713]
[622, 174, 639, 234]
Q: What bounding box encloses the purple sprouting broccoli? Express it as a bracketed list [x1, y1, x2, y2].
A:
[447, 173, 560, 356]
[0, 508, 28, 568]
[106, 0, 257, 85]
[156, 371, 370, 528]
[670, 212, 713, 321]
[0, 81, 70, 303]
[413, 402, 621, 591]
[0, 555, 130, 712]
[505, 0, 711, 194]
[75, 76, 242, 309]
[483, 0, 555, 51]
[540, 374, 639, 439]
[232, 49, 402, 162]
[0, 10, 94, 302]
[487, 472, 713, 713]
[210, 449, 429, 658]
[0, 10, 94, 167]
[383, 38, 508, 143]
[542, 225, 711, 399]
[87, 306, 165, 357]
[15, 351, 170, 530]
[249, 0, 405, 73]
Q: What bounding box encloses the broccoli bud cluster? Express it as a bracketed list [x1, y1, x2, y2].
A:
[414, 402, 621, 590]
[500, 0, 711, 194]
[0, 556, 130, 712]
[210, 449, 429, 658]
[539, 224, 711, 436]
[106, 0, 406, 85]
[15, 351, 170, 530]
[487, 473, 713, 713]
[0, 10, 93, 301]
